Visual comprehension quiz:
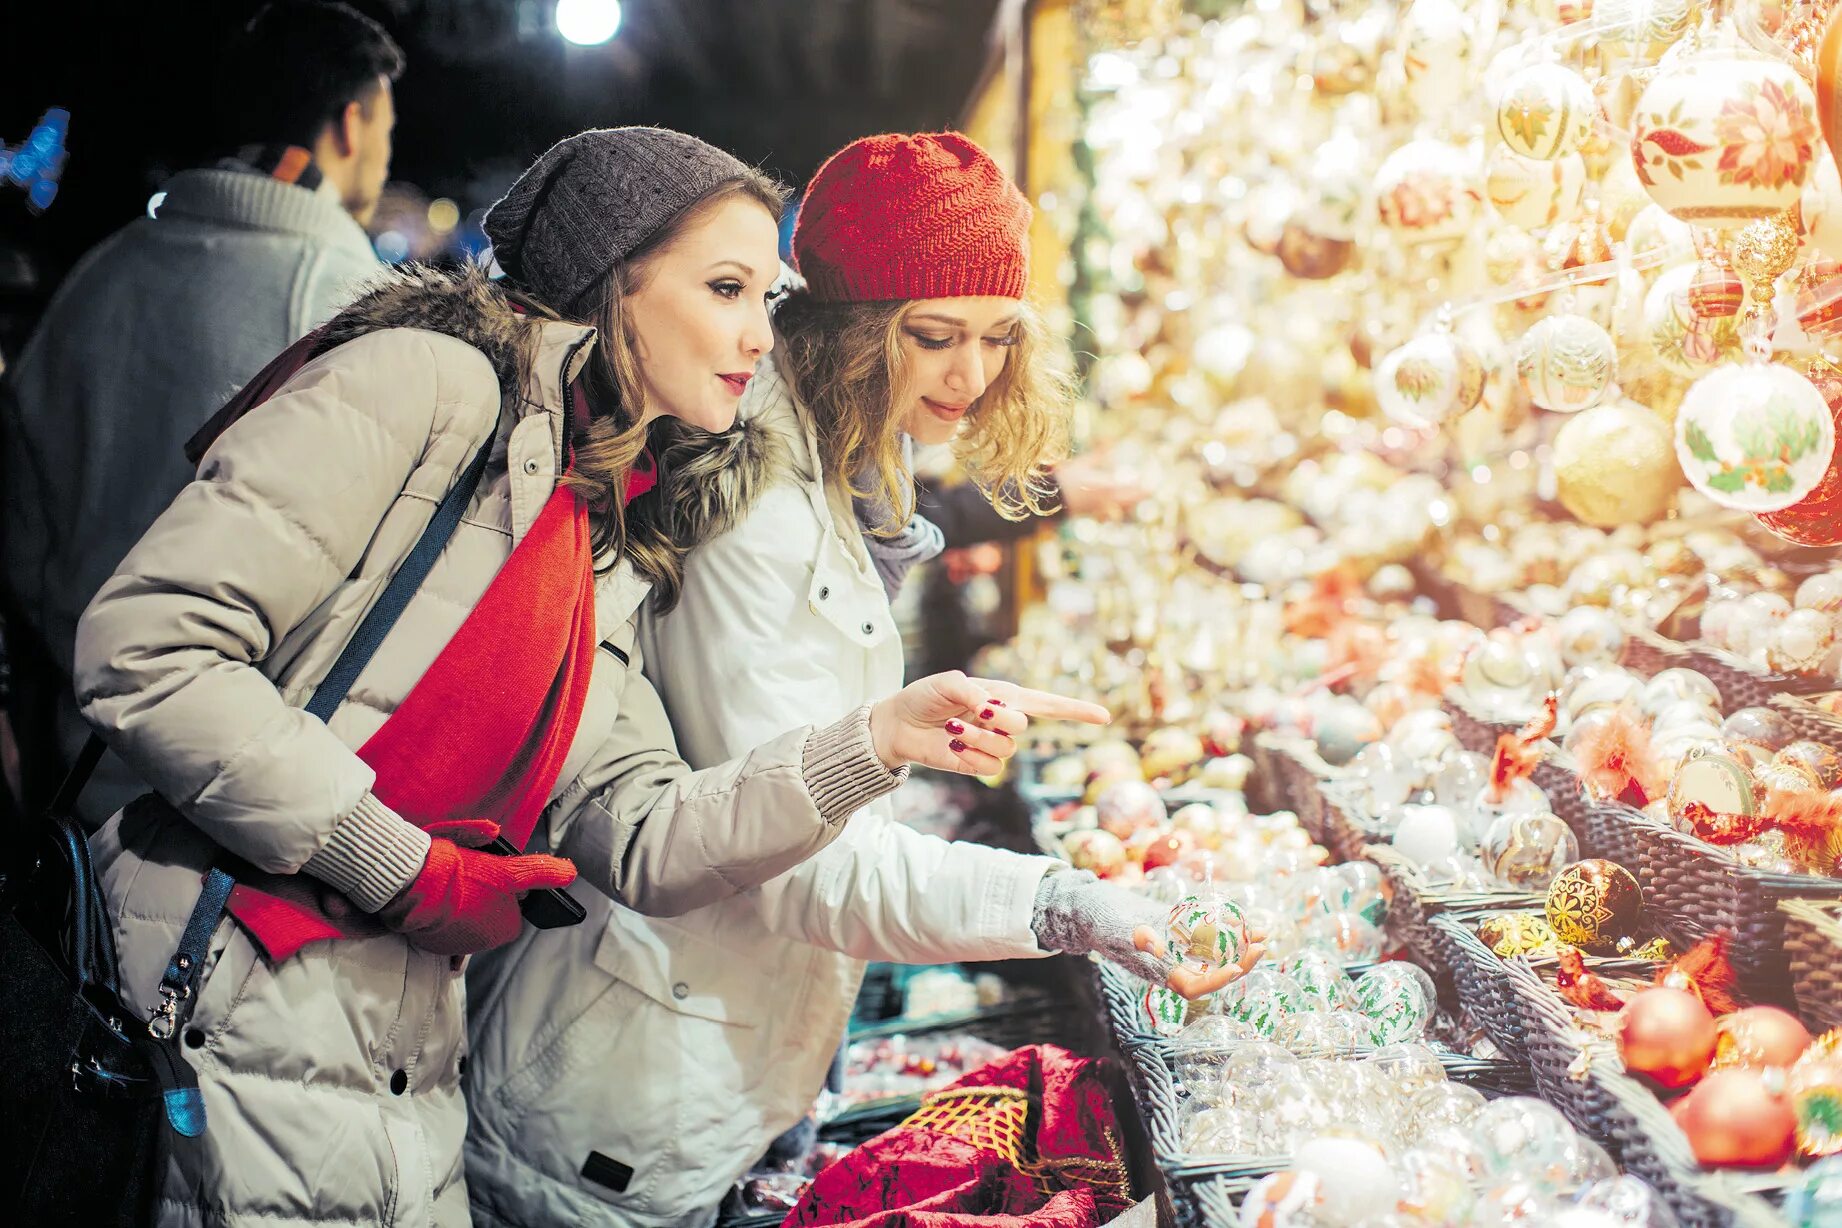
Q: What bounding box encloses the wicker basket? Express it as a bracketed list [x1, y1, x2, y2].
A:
[1427, 911, 1530, 1060]
[1627, 627, 1830, 706]
[1501, 957, 1794, 1227]
[1166, 1165, 1265, 1228]
[1769, 691, 1842, 754]
[1614, 802, 1842, 1005]
[1782, 897, 1842, 1033]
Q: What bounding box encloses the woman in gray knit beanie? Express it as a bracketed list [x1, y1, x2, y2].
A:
[63, 121, 1116, 1228]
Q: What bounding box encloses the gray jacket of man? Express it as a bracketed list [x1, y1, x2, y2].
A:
[0, 167, 379, 821]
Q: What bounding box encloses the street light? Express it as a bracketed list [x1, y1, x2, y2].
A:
[555, 0, 622, 46]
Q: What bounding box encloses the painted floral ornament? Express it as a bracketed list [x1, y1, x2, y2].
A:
[1400, 0, 1474, 115]
[1486, 146, 1586, 231]
[1375, 139, 1479, 248]
[1676, 361, 1837, 511]
[1374, 332, 1480, 428]
[1516, 314, 1617, 412]
[1631, 30, 1820, 225]
[1498, 63, 1598, 161]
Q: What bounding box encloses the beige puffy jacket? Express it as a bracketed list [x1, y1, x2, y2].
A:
[72, 268, 904, 1228]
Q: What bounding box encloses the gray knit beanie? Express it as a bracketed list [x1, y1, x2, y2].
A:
[483, 126, 759, 310]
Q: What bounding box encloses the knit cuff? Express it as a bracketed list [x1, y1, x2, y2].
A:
[302, 792, 432, 914]
[802, 705, 908, 826]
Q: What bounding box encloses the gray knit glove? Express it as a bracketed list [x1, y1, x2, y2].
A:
[1030, 866, 1173, 983]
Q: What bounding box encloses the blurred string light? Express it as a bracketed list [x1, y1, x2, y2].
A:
[2, 108, 70, 214]
[427, 197, 460, 233]
[555, 0, 622, 46]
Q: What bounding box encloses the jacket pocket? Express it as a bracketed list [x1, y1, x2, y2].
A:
[593, 909, 763, 1028]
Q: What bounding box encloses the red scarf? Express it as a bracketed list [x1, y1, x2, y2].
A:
[196, 333, 651, 961]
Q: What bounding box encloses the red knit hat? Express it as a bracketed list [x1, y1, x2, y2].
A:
[793, 132, 1032, 303]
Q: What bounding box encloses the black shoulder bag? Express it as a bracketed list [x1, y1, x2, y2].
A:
[0, 434, 492, 1226]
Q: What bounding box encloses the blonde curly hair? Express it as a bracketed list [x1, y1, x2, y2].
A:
[771, 289, 1073, 533]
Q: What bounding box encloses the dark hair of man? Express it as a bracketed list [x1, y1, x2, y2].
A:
[214, 2, 406, 152]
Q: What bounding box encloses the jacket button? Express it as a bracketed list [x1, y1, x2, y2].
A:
[523, 457, 541, 475]
[671, 982, 689, 1000]
[389, 1069, 408, 1096]
[818, 586, 830, 600]
[183, 1028, 206, 1050]
[862, 622, 874, 635]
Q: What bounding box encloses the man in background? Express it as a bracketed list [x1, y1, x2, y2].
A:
[0, 1, 402, 821]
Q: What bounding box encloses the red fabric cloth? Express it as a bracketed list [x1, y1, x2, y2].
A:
[188, 334, 608, 963]
[788, 1045, 1132, 1228]
[793, 133, 1031, 303]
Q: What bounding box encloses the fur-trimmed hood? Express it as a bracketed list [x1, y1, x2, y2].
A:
[315, 262, 793, 550]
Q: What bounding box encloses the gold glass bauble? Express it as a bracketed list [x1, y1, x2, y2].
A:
[1546, 858, 1644, 951]
[1553, 400, 1679, 527]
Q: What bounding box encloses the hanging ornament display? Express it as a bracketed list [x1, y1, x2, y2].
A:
[1516, 313, 1617, 411]
[1552, 399, 1680, 526]
[1375, 138, 1479, 247]
[1631, 36, 1821, 225]
[1497, 63, 1598, 160]
[1486, 146, 1587, 230]
[1757, 364, 1842, 544]
[1675, 361, 1837, 511]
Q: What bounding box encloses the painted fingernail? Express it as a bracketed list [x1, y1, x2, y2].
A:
[948, 738, 968, 754]
[980, 708, 995, 720]
[944, 719, 966, 735]
[988, 698, 1005, 707]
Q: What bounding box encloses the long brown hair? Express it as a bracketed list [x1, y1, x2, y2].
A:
[508, 170, 785, 608]
[771, 289, 1071, 532]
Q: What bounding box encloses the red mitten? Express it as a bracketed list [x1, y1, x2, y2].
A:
[382, 836, 577, 955]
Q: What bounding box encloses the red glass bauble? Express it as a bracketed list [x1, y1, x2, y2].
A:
[1758, 374, 1842, 546]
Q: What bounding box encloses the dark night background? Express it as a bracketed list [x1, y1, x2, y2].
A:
[1, 0, 1005, 347]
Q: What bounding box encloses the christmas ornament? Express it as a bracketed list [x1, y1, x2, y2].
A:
[1631, 38, 1820, 225]
[1598, 0, 1698, 62]
[1483, 811, 1580, 889]
[1714, 1005, 1814, 1071]
[1354, 963, 1436, 1045]
[1790, 1058, 1842, 1157]
[1688, 254, 1744, 319]
[1141, 726, 1207, 782]
[1144, 985, 1189, 1038]
[1479, 910, 1559, 957]
[1552, 400, 1679, 526]
[1095, 779, 1168, 839]
[1516, 314, 1616, 412]
[1062, 829, 1128, 877]
[1276, 222, 1355, 280]
[1668, 749, 1760, 832]
[1766, 608, 1839, 672]
[1486, 146, 1587, 230]
[1374, 332, 1473, 428]
[1645, 262, 1737, 376]
[1498, 63, 1597, 161]
[1672, 1069, 1799, 1167]
[1293, 1136, 1399, 1224]
[1619, 986, 1718, 1088]
[1375, 138, 1479, 247]
[1167, 895, 1250, 968]
[1758, 367, 1842, 545]
[1675, 362, 1836, 512]
[1142, 830, 1195, 871]
[1546, 859, 1643, 951]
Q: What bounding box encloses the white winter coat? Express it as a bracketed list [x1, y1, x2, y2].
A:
[461, 356, 1058, 1228]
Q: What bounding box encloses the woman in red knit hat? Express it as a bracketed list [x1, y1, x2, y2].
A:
[461, 132, 1265, 1228]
